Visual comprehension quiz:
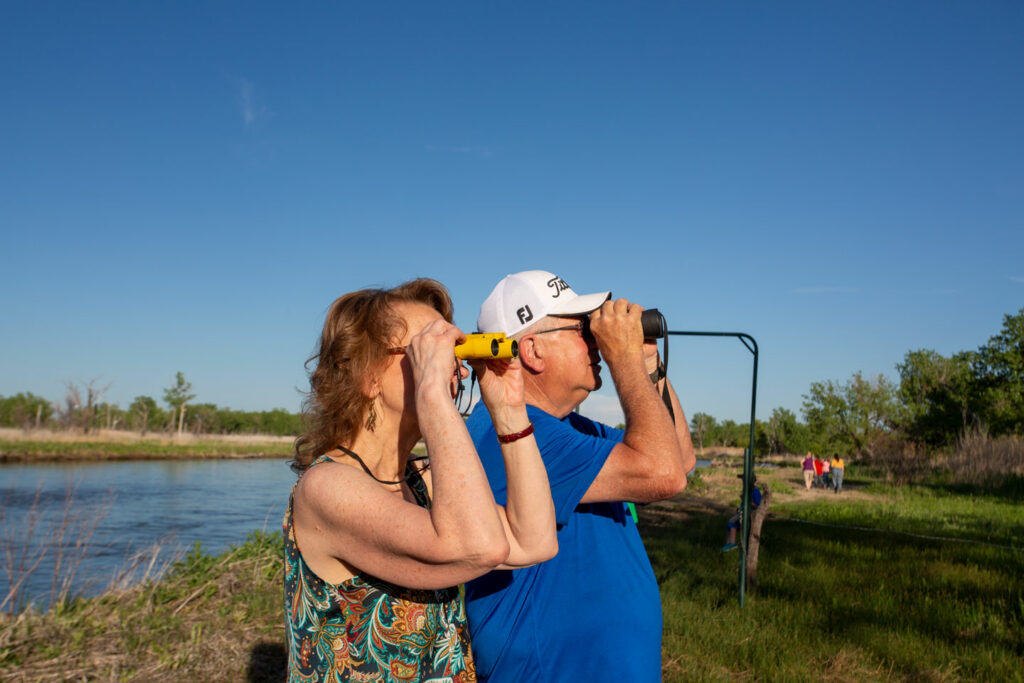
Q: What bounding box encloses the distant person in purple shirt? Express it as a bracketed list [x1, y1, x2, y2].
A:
[802, 452, 815, 490]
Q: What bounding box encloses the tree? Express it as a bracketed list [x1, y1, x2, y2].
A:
[94, 402, 126, 431]
[59, 379, 111, 434]
[0, 393, 53, 430]
[689, 412, 716, 453]
[128, 396, 162, 435]
[973, 307, 1024, 436]
[897, 349, 979, 445]
[163, 372, 196, 437]
[187, 403, 220, 434]
[802, 372, 898, 458]
[259, 408, 302, 436]
[765, 411, 794, 454]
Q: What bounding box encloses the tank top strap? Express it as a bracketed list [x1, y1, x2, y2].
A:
[307, 453, 336, 470]
[405, 458, 432, 509]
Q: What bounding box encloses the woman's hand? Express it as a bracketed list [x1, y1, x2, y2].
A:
[470, 357, 528, 433]
[405, 319, 467, 399]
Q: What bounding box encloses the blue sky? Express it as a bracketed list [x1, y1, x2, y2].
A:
[2, 2, 1021, 426]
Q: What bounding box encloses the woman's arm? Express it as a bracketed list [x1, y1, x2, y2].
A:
[474, 359, 558, 569]
[293, 319, 511, 590]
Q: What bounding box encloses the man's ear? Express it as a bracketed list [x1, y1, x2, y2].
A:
[517, 335, 544, 374]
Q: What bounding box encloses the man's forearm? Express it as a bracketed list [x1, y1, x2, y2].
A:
[612, 359, 684, 471]
[656, 376, 696, 473]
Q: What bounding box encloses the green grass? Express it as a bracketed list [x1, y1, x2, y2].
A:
[4, 472, 1022, 682]
[775, 482, 1022, 548]
[648, 488, 1024, 681]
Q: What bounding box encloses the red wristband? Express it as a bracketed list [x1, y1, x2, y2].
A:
[496, 423, 535, 444]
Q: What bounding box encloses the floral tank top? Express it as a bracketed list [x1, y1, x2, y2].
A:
[283, 455, 477, 682]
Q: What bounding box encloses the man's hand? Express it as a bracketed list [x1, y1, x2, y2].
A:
[588, 298, 645, 369]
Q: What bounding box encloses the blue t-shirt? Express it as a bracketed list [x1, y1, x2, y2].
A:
[464, 403, 663, 683]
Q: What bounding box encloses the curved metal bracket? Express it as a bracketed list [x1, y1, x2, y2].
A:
[668, 331, 758, 607]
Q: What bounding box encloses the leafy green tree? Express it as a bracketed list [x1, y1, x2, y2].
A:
[689, 412, 716, 452]
[802, 372, 898, 458]
[973, 307, 1024, 436]
[217, 408, 254, 434]
[259, 408, 302, 436]
[186, 403, 220, 433]
[765, 407, 815, 454]
[128, 396, 163, 435]
[163, 372, 196, 437]
[897, 349, 979, 445]
[0, 392, 53, 429]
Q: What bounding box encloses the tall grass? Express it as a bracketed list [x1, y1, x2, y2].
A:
[0, 485, 115, 613]
[0, 531, 284, 682]
[940, 431, 1024, 489]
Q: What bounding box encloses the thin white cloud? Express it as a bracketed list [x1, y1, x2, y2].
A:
[229, 75, 274, 128]
[790, 287, 860, 294]
[1010, 276, 1024, 284]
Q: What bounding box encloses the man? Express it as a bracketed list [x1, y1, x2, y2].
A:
[463, 270, 696, 682]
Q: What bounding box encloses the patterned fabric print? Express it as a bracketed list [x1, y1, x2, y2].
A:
[284, 455, 477, 682]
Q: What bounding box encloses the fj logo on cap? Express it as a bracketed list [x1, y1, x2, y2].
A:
[517, 305, 534, 325]
[546, 277, 570, 298]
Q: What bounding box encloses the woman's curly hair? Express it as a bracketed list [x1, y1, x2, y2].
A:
[293, 278, 454, 473]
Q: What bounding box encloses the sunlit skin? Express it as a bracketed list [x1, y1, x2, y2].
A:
[291, 301, 557, 591]
[514, 297, 697, 505]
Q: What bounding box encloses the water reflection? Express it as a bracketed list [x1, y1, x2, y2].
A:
[0, 458, 297, 610]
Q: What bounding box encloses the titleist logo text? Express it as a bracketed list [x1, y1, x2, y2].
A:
[547, 277, 570, 298]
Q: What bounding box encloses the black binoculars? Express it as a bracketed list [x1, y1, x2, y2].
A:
[579, 308, 667, 340]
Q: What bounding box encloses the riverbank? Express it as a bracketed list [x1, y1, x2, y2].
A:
[0, 428, 294, 462]
[2, 462, 1020, 681]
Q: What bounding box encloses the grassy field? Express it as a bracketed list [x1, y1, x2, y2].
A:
[0, 428, 294, 462]
[655, 464, 1023, 681]
[2, 463, 1021, 681]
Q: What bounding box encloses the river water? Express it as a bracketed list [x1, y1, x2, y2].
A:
[0, 458, 297, 611]
[1, 456, 713, 611]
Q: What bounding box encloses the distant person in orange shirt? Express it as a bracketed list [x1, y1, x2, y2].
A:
[831, 455, 845, 493]
[813, 455, 824, 488]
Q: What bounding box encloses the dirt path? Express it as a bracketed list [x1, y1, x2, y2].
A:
[641, 462, 876, 525]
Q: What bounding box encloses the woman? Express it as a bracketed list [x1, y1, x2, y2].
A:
[284, 279, 557, 682]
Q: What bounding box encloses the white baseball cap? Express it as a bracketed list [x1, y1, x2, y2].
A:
[477, 270, 611, 337]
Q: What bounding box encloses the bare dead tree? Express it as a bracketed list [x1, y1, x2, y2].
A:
[60, 378, 112, 434]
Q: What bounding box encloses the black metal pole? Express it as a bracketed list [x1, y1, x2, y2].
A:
[666, 331, 758, 607]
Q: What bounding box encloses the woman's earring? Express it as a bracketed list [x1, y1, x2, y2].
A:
[365, 399, 377, 431]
